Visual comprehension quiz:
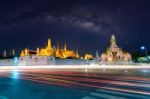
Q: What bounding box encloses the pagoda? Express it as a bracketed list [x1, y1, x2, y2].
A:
[101, 34, 132, 62]
[55, 43, 78, 59]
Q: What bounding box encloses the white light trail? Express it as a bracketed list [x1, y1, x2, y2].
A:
[0, 65, 150, 71]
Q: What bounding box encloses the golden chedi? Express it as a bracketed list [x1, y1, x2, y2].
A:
[84, 54, 94, 60]
[20, 48, 29, 56]
[38, 38, 53, 56]
[55, 43, 77, 59]
[101, 34, 132, 62]
[75, 51, 80, 59]
[20, 38, 53, 57]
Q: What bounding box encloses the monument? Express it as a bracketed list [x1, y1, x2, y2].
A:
[101, 34, 132, 62]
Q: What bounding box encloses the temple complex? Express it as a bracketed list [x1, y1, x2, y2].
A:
[101, 34, 132, 62]
[20, 38, 79, 59]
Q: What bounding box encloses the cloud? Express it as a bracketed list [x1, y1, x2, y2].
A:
[74, 21, 100, 31]
[0, 4, 121, 36]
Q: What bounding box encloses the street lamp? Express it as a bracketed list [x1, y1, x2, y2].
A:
[140, 46, 148, 58]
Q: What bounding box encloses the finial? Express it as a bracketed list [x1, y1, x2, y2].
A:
[64, 42, 67, 50]
[110, 34, 116, 44]
[47, 37, 51, 48]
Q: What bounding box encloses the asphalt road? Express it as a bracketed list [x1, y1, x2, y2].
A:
[0, 69, 150, 99]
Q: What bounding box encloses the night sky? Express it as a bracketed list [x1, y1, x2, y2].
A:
[0, 0, 150, 56]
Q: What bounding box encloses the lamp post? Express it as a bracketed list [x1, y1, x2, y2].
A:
[140, 46, 148, 58]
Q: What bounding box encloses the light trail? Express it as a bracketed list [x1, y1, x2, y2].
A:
[0, 73, 73, 87]
[0, 67, 150, 98]
[27, 70, 150, 82]
[16, 72, 150, 88]
[0, 65, 150, 71]
[47, 72, 150, 82]
[1, 71, 150, 96]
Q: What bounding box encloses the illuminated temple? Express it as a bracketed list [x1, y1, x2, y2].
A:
[20, 38, 79, 59]
[101, 34, 132, 62]
[56, 43, 79, 59]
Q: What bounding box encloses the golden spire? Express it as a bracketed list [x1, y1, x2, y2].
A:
[47, 37, 51, 48]
[110, 34, 116, 44]
[20, 50, 25, 56]
[64, 42, 67, 51]
[25, 48, 28, 56]
[75, 50, 79, 58]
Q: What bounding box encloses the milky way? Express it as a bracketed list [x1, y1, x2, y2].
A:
[0, 0, 150, 55]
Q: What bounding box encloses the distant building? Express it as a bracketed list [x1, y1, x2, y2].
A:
[3, 50, 7, 58]
[101, 34, 132, 62]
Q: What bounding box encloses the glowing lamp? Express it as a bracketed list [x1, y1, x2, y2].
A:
[141, 46, 146, 50]
[140, 46, 148, 58]
[141, 46, 145, 50]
